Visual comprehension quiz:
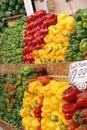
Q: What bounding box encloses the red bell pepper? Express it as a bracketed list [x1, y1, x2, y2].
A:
[65, 119, 79, 130]
[73, 109, 87, 125]
[62, 103, 78, 120]
[62, 85, 80, 102]
[38, 75, 51, 85]
[76, 92, 87, 108]
[35, 67, 47, 75]
[64, 112, 75, 120]
[33, 102, 43, 122]
[23, 10, 57, 64]
[79, 124, 87, 130]
[62, 103, 78, 113]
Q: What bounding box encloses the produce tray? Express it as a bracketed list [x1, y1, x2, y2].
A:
[0, 120, 18, 130]
[0, 63, 71, 129]
[3, 14, 25, 26]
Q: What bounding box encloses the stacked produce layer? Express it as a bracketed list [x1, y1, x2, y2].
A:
[0, 65, 47, 129]
[0, 16, 26, 64]
[23, 10, 57, 64]
[1, 8, 87, 64]
[1, 65, 87, 130]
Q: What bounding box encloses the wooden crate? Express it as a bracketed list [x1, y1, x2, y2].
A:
[0, 63, 71, 75]
[0, 63, 71, 83]
[0, 63, 71, 129]
[3, 14, 25, 27]
[0, 120, 18, 130]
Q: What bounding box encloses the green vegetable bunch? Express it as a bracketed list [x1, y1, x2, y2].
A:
[65, 8, 87, 61]
[0, 16, 26, 64]
[0, 65, 41, 129]
[65, 32, 84, 61]
[0, 0, 26, 32]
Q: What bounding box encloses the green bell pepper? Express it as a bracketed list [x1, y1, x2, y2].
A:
[83, 22, 87, 29]
[72, 40, 80, 51]
[80, 38, 87, 52]
[76, 52, 84, 61]
[81, 10, 87, 22]
[74, 9, 82, 21]
[75, 21, 83, 30]
[76, 29, 87, 40]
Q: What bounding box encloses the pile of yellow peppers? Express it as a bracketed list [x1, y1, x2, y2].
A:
[20, 78, 69, 130]
[33, 14, 76, 63]
[20, 80, 43, 130]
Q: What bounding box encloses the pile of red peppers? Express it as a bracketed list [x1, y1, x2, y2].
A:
[62, 85, 87, 130]
[23, 10, 57, 64]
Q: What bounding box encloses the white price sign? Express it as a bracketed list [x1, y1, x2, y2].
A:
[69, 60, 87, 90]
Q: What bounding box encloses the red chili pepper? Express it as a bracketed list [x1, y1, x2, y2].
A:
[62, 103, 78, 114]
[38, 75, 51, 85]
[76, 92, 87, 108]
[62, 86, 80, 102]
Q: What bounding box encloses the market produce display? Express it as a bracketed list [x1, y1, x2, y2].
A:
[0, 65, 47, 129]
[0, 16, 26, 64]
[65, 8, 87, 61]
[1, 8, 87, 64]
[0, 0, 25, 32]
[62, 86, 87, 130]
[20, 76, 69, 130]
[0, 73, 23, 129]
[33, 13, 76, 63]
[1, 64, 87, 130]
[20, 76, 87, 130]
[23, 10, 57, 64]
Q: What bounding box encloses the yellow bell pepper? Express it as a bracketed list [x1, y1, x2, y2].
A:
[20, 79, 69, 130]
[58, 13, 68, 22]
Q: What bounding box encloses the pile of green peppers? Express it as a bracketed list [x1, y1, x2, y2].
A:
[65, 8, 87, 61]
[0, 65, 45, 129]
[0, 16, 26, 64]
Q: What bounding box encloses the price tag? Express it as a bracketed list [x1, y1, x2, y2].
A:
[69, 60, 87, 90]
